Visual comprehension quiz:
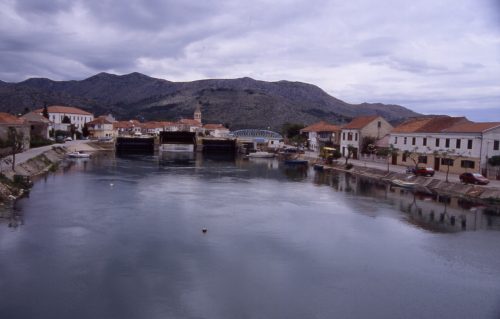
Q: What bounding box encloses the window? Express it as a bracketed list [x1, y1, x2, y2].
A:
[394, 137, 398, 144]
[461, 160, 475, 169]
[343, 133, 345, 140]
[456, 139, 461, 149]
[435, 138, 440, 147]
[423, 138, 427, 146]
[418, 156, 427, 164]
[467, 139, 473, 149]
[411, 137, 416, 145]
[355, 133, 358, 141]
[378, 121, 381, 128]
[445, 139, 450, 148]
[404, 137, 407, 145]
[494, 140, 499, 151]
[441, 158, 454, 166]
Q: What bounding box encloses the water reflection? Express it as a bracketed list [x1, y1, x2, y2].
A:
[2, 154, 500, 319]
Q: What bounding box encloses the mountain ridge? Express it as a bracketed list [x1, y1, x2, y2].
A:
[1, 72, 424, 131]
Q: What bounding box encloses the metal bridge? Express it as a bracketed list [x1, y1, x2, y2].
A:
[227, 129, 282, 139]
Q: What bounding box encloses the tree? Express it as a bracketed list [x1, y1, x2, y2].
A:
[82, 123, 90, 138]
[488, 155, 500, 178]
[7, 127, 27, 171]
[432, 149, 463, 182]
[361, 136, 378, 154]
[377, 144, 399, 172]
[280, 122, 305, 139]
[344, 144, 357, 164]
[20, 107, 30, 116]
[403, 147, 423, 169]
[42, 103, 49, 119]
[62, 115, 71, 124]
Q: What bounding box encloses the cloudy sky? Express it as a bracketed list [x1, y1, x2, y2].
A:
[1, 0, 499, 121]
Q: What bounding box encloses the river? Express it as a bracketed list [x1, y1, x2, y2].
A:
[0, 153, 499, 319]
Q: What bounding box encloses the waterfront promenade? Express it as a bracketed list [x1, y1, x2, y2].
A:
[301, 150, 500, 189]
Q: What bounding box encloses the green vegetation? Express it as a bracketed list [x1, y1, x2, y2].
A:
[377, 144, 399, 172]
[49, 163, 59, 172]
[346, 163, 354, 170]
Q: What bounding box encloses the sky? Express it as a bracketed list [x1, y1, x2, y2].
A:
[1, 0, 499, 122]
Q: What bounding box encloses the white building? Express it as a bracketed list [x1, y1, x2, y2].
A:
[35, 105, 93, 132]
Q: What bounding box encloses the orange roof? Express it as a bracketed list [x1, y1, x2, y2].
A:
[145, 122, 164, 129]
[0, 113, 25, 124]
[391, 117, 468, 133]
[442, 122, 500, 133]
[87, 118, 112, 125]
[177, 119, 202, 126]
[34, 105, 92, 115]
[21, 111, 52, 123]
[342, 116, 380, 129]
[300, 121, 340, 132]
[113, 121, 134, 129]
[204, 124, 228, 130]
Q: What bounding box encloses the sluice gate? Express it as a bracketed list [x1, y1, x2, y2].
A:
[159, 132, 197, 152]
[202, 139, 237, 153]
[116, 137, 155, 154]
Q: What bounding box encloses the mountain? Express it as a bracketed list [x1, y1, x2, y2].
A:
[0, 72, 423, 131]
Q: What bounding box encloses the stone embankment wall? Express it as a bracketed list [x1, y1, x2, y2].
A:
[298, 154, 500, 201]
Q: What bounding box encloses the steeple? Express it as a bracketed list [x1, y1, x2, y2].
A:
[194, 103, 201, 123]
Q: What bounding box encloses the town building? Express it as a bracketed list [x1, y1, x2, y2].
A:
[203, 124, 229, 138]
[0, 113, 30, 152]
[340, 116, 394, 159]
[34, 106, 93, 133]
[300, 121, 341, 152]
[86, 116, 117, 139]
[20, 112, 52, 139]
[388, 117, 500, 176]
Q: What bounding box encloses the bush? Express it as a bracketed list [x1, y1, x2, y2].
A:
[30, 138, 54, 148]
[49, 163, 59, 172]
[346, 163, 354, 170]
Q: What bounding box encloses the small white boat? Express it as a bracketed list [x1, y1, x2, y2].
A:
[247, 151, 275, 158]
[68, 151, 91, 158]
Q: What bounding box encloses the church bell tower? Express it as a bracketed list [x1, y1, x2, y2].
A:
[194, 104, 201, 123]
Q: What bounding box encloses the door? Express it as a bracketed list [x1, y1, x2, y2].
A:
[434, 157, 440, 171]
[392, 153, 398, 165]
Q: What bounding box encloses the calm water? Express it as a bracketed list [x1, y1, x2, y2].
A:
[1, 153, 500, 319]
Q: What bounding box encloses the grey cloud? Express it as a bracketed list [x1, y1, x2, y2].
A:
[376, 56, 449, 74]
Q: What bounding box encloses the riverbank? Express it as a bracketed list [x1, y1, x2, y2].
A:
[0, 141, 99, 204]
[297, 153, 500, 203]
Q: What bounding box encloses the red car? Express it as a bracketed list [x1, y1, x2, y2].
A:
[414, 167, 435, 177]
[459, 172, 489, 185]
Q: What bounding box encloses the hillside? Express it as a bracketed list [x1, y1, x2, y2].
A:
[0, 72, 423, 131]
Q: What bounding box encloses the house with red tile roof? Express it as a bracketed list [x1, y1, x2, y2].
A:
[34, 105, 93, 133]
[388, 117, 500, 176]
[203, 124, 229, 138]
[0, 113, 30, 151]
[340, 116, 394, 159]
[300, 121, 341, 152]
[86, 117, 116, 139]
[20, 112, 52, 139]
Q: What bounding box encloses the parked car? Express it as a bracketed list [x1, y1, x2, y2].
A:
[459, 172, 490, 185]
[98, 136, 113, 141]
[55, 136, 65, 143]
[414, 167, 435, 177]
[284, 147, 297, 153]
[65, 137, 73, 141]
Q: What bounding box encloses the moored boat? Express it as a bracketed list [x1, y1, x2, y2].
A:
[68, 151, 91, 158]
[247, 151, 275, 158]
